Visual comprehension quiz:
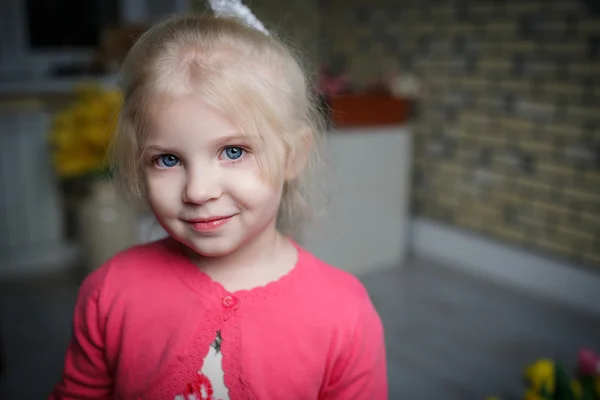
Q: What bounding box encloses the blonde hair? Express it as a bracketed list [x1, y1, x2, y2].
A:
[110, 13, 326, 235]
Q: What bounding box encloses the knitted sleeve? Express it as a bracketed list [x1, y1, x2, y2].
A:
[321, 294, 388, 400]
[49, 267, 113, 399]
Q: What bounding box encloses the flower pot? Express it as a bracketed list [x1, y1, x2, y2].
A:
[77, 179, 137, 272]
[328, 94, 410, 128]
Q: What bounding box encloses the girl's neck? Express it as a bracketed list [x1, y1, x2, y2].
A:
[181, 223, 298, 292]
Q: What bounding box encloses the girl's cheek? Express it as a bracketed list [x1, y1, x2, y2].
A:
[145, 168, 182, 193]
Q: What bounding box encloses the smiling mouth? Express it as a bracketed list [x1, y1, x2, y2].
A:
[185, 215, 235, 232]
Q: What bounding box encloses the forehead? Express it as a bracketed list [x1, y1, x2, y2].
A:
[146, 93, 243, 143]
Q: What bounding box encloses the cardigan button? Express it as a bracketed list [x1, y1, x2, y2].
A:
[222, 295, 238, 308]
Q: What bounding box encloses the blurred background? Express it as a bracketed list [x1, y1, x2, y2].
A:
[0, 0, 599, 399]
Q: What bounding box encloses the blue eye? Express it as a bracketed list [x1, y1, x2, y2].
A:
[221, 146, 244, 161]
[156, 154, 180, 168]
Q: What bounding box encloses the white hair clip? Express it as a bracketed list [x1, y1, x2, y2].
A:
[208, 0, 270, 35]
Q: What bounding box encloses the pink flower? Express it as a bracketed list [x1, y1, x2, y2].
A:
[317, 68, 349, 96]
[578, 348, 600, 377]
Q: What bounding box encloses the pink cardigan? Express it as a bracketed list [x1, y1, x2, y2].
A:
[50, 238, 387, 399]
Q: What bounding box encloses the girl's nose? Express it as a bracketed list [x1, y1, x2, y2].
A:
[182, 167, 223, 205]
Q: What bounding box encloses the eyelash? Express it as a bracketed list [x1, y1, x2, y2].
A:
[150, 146, 249, 169]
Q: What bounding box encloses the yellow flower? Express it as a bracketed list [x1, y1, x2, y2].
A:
[48, 83, 123, 178]
[523, 390, 545, 400]
[525, 359, 555, 395]
[83, 126, 110, 148]
[53, 149, 98, 178]
[570, 380, 583, 399]
[595, 376, 600, 398]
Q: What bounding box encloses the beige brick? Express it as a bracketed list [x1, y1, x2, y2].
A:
[460, 76, 488, 91]
[518, 139, 553, 155]
[418, 59, 437, 73]
[543, 82, 584, 98]
[544, 123, 583, 138]
[583, 253, 600, 267]
[542, 42, 586, 56]
[438, 161, 463, 174]
[455, 148, 476, 162]
[504, 1, 545, 13]
[339, 39, 358, 53]
[491, 155, 510, 172]
[458, 121, 487, 139]
[579, 19, 600, 36]
[415, 24, 437, 35]
[430, 5, 455, 19]
[536, 163, 573, 184]
[557, 227, 594, 247]
[580, 212, 600, 234]
[473, 202, 499, 220]
[485, 22, 519, 37]
[418, 93, 437, 108]
[496, 191, 524, 204]
[400, 8, 420, 21]
[570, 62, 600, 78]
[482, 43, 506, 57]
[564, 188, 600, 203]
[437, 194, 461, 210]
[356, 26, 371, 36]
[426, 59, 450, 70]
[459, 110, 489, 125]
[519, 179, 551, 197]
[493, 226, 526, 243]
[428, 74, 452, 87]
[370, 42, 387, 56]
[448, 23, 476, 35]
[537, 238, 572, 257]
[437, 170, 463, 190]
[457, 217, 484, 231]
[500, 117, 534, 134]
[478, 58, 512, 75]
[567, 106, 598, 122]
[469, 4, 495, 18]
[501, 79, 534, 94]
[479, 133, 507, 147]
[502, 40, 538, 53]
[533, 201, 569, 221]
[455, 203, 486, 229]
[586, 171, 600, 187]
[421, 80, 442, 95]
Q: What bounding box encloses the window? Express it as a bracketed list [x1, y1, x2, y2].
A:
[25, 0, 119, 49]
[0, 0, 188, 74]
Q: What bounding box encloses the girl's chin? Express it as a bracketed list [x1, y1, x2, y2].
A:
[179, 236, 243, 259]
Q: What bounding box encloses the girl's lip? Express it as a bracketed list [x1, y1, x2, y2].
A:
[187, 215, 234, 223]
[186, 215, 235, 232]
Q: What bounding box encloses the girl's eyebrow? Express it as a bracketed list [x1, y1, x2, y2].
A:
[144, 134, 255, 153]
[146, 144, 173, 153]
[213, 134, 252, 147]
[145, 145, 176, 153]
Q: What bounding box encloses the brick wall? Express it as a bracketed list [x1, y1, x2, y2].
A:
[192, 0, 323, 68]
[195, 0, 600, 268]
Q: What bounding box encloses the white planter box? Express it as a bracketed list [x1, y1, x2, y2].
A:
[298, 126, 413, 275]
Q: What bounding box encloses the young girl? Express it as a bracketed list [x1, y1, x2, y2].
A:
[51, 5, 387, 400]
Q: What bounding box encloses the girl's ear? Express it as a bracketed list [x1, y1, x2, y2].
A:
[284, 128, 312, 180]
